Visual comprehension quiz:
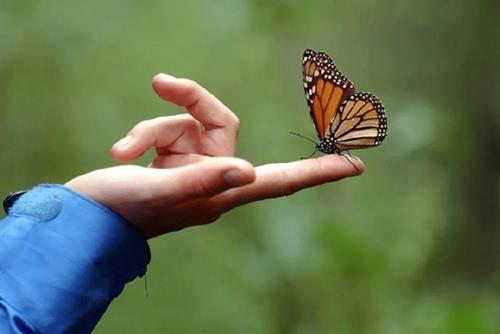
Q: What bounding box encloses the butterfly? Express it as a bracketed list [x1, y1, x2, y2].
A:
[297, 48, 387, 157]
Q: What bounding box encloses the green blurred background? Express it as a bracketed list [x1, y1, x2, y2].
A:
[1, 0, 499, 333]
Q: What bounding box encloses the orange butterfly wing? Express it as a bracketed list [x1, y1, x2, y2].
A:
[302, 49, 354, 139]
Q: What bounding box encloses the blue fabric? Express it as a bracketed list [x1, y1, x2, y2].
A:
[0, 184, 150, 334]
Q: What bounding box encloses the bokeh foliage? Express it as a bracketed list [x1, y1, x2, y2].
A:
[1, 0, 499, 333]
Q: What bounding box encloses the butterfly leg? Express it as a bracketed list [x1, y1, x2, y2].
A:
[344, 150, 360, 160]
[301, 149, 318, 160]
[340, 152, 360, 172]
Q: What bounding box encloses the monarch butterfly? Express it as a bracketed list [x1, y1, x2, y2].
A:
[297, 49, 387, 157]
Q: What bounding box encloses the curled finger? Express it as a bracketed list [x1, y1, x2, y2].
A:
[152, 73, 239, 156]
[111, 114, 202, 162]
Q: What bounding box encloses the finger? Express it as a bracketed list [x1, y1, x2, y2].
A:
[111, 115, 201, 162]
[153, 157, 256, 205]
[152, 73, 239, 130]
[213, 155, 364, 209]
[152, 73, 239, 156]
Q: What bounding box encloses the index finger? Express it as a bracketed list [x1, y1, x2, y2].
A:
[152, 73, 239, 134]
[213, 155, 364, 209]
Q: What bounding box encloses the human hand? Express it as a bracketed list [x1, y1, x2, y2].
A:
[65, 74, 364, 238]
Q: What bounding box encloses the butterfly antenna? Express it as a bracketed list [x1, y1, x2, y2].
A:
[289, 132, 317, 145]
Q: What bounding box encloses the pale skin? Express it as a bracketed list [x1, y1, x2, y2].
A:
[65, 73, 365, 239]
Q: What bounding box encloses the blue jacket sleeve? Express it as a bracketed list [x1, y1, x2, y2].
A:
[0, 184, 151, 334]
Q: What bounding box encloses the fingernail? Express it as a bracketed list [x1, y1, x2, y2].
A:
[115, 135, 131, 147]
[224, 170, 248, 187]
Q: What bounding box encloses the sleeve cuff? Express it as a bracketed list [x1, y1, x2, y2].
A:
[0, 184, 150, 333]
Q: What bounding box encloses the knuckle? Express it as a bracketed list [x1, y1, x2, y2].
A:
[231, 114, 240, 130]
[190, 177, 215, 198]
[313, 158, 326, 175]
[206, 213, 222, 224]
[131, 120, 151, 134]
[278, 169, 298, 197]
[200, 204, 222, 224]
[183, 78, 200, 92]
[183, 78, 199, 88]
[186, 118, 201, 132]
[280, 183, 296, 197]
[182, 79, 202, 106]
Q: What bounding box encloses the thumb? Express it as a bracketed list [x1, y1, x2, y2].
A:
[156, 157, 256, 204]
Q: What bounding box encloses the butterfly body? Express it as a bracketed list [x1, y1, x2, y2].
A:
[301, 49, 387, 155]
[316, 136, 342, 154]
